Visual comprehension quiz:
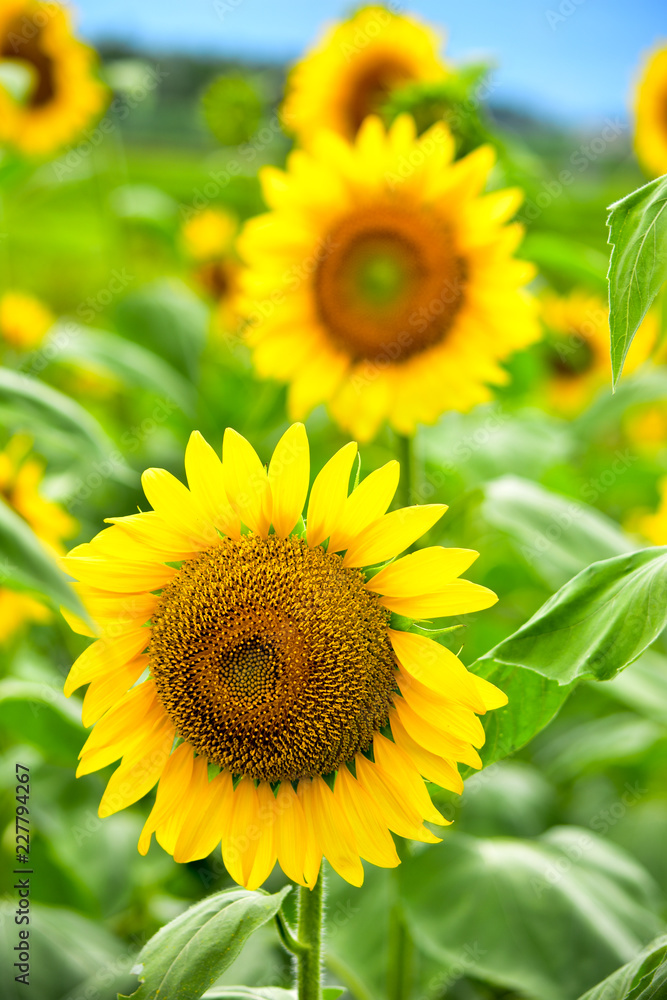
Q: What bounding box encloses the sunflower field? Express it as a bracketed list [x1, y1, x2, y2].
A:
[2, 2, 667, 999]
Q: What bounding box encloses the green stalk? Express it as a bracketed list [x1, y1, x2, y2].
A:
[296, 872, 325, 1000]
[395, 433, 415, 509]
[387, 902, 414, 1000]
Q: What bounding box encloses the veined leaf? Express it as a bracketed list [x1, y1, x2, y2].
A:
[0, 495, 85, 616]
[469, 547, 667, 768]
[47, 324, 196, 415]
[0, 367, 134, 484]
[607, 175, 667, 387]
[577, 934, 667, 1000]
[122, 887, 291, 1000]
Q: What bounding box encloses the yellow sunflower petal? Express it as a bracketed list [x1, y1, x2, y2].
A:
[372, 732, 450, 826]
[275, 781, 310, 887]
[223, 776, 261, 887]
[473, 674, 509, 710]
[334, 764, 400, 868]
[396, 673, 486, 747]
[138, 742, 195, 855]
[296, 778, 323, 887]
[81, 654, 148, 727]
[388, 629, 485, 712]
[354, 753, 440, 843]
[173, 760, 232, 864]
[393, 696, 482, 769]
[185, 431, 242, 539]
[268, 423, 310, 537]
[307, 775, 364, 887]
[222, 428, 272, 537]
[328, 461, 400, 552]
[381, 579, 498, 618]
[390, 710, 463, 794]
[105, 512, 203, 559]
[62, 553, 176, 594]
[306, 441, 358, 547]
[342, 505, 447, 567]
[65, 627, 149, 697]
[246, 782, 278, 890]
[98, 717, 175, 818]
[367, 547, 479, 595]
[141, 468, 218, 548]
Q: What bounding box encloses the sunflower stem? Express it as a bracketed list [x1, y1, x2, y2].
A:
[387, 902, 414, 1000]
[295, 872, 325, 1000]
[395, 433, 415, 509]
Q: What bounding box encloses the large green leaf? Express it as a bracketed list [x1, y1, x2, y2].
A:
[114, 279, 208, 381]
[482, 476, 634, 589]
[0, 902, 131, 1000]
[123, 887, 291, 1000]
[607, 175, 667, 386]
[481, 547, 667, 686]
[0, 495, 85, 616]
[0, 367, 134, 484]
[577, 935, 667, 1000]
[47, 324, 196, 415]
[469, 547, 667, 769]
[398, 828, 662, 1000]
[599, 649, 667, 725]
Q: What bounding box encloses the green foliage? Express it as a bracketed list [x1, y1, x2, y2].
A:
[202, 75, 264, 146]
[577, 935, 667, 1000]
[122, 887, 291, 1000]
[607, 175, 667, 386]
[397, 829, 662, 1000]
[0, 495, 85, 615]
[0, 679, 83, 763]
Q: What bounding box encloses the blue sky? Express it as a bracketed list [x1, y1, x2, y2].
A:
[73, 0, 665, 125]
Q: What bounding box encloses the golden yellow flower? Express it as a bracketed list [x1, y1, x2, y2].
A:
[181, 208, 242, 333]
[633, 43, 667, 177]
[0, 434, 77, 641]
[282, 5, 448, 147]
[0, 290, 54, 349]
[61, 423, 504, 889]
[0, 0, 107, 155]
[633, 476, 667, 545]
[238, 115, 538, 440]
[541, 290, 658, 414]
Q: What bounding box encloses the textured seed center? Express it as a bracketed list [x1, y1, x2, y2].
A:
[1, 21, 56, 108]
[149, 535, 397, 782]
[314, 204, 466, 364]
[344, 55, 414, 135]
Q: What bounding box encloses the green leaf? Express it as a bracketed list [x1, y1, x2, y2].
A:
[48, 324, 196, 415]
[202, 991, 294, 1000]
[122, 887, 291, 1000]
[607, 175, 667, 386]
[0, 495, 85, 616]
[521, 232, 608, 291]
[480, 547, 667, 686]
[469, 547, 667, 769]
[482, 476, 634, 589]
[398, 828, 662, 1000]
[534, 712, 665, 782]
[598, 649, 667, 725]
[0, 679, 83, 764]
[0, 367, 134, 484]
[577, 934, 667, 1000]
[114, 279, 208, 382]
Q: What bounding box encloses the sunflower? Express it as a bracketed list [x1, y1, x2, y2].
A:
[633, 43, 667, 177]
[181, 208, 241, 334]
[238, 115, 538, 441]
[282, 6, 447, 147]
[0, 0, 107, 155]
[0, 290, 54, 350]
[541, 290, 658, 414]
[61, 424, 504, 889]
[633, 477, 667, 545]
[0, 434, 77, 642]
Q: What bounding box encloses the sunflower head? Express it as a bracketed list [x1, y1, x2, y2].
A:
[282, 6, 448, 146]
[633, 42, 667, 177]
[0, 290, 54, 350]
[0, 0, 107, 155]
[62, 424, 505, 889]
[238, 114, 539, 440]
[541, 290, 658, 414]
